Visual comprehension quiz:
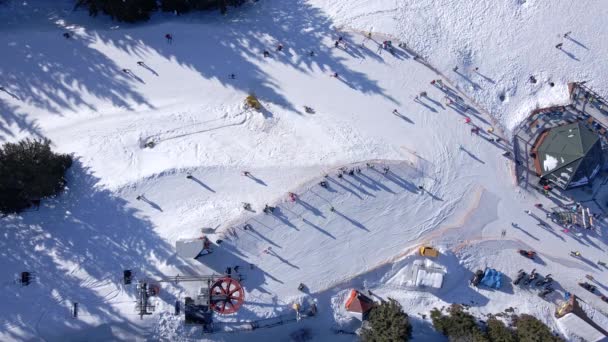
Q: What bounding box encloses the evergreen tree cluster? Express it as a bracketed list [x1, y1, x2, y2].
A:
[430, 305, 563, 342]
[361, 298, 412, 342]
[76, 0, 247, 23]
[0, 139, 72, 214]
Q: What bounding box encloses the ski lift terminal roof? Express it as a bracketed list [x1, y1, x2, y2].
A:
[533, 122, 603, 189]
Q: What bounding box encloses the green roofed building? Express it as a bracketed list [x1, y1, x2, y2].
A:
[532, 122, 603, 189]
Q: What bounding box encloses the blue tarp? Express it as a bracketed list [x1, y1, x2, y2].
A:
[479, 268, 503, 289]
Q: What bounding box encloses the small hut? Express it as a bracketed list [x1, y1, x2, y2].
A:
[176, 236, 212, 259]
[345, 290, 375, 320]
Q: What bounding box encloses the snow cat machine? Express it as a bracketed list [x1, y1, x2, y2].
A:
[513, 269, 527, 285]
[578, 282, 597, 293]
[517, 250, 536, 259]
[419, 246, 439, 258]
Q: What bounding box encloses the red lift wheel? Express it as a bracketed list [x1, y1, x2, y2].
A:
[210, 277, 245, 314]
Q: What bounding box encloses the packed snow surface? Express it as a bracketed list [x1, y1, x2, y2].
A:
[1, 0, 607, 341]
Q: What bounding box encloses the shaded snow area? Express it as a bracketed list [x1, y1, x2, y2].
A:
[1, 0, 608, 341]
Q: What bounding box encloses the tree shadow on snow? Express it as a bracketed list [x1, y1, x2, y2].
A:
[0, 27, 155, 140]
[1, 0, 397, 140]
[0, 159, 195, 340]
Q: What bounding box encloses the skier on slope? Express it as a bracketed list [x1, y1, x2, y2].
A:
[288, 192, 297, 202]
[165, 33, 173, 44]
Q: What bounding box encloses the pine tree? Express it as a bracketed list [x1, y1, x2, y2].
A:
[514, 314, 563, 342]
[360, 298, 412, 342]
[486, 317, 516, 342]
[76, 0, 157, 22]
[430, 305, 489, 342]
[0, 138, 72, 213]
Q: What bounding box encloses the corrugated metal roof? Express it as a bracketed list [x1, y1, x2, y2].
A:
[537, 122, 601, 189]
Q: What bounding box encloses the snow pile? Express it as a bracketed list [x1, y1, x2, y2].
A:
[556, 313, 608, 342]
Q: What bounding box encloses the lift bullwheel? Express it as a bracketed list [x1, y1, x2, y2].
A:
[209, 277, 245, 314]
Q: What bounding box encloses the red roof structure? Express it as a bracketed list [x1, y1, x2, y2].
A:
[345, 290, 374, 314]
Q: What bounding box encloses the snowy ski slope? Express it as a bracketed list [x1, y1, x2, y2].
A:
[0, 0, 607, 341]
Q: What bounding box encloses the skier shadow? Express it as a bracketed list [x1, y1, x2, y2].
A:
[559, 48, 580, 61]
[333, 209, 369, 232]
[188, 176, 216, 193]
[566, 36, 589, 50]
[376, 169, 418, 194]
[137, 195, 163, 212]
[424, 189, 444, 202]
[267, 248, 300, 269]
[536, 222, 565, 241]
[334, 42, 373, 62]
[245, 173, 268, 186]
[0, 87, 21, 100]
[270, 207, 298, 230]
[326, 176, 363, 200]
[354, 172, 397, 194]
[579, 230, 605, 251]
[414, 98, 438, 112]
[473, 71, 496, 84]
[511, 224, 540, 241]
[0, 160, 187, 338]
[138, 63, 159, 76]
[126, 71, 146, 84]
[467, 107, 491, 125]
[424, 96, 445, 110]
[295, 198, 326, 218]
[437, 84, 463, 102]
[356, 41, 386, 63]
[301, 217, 336, 239]
[567, 230, 590, 248]
[393, 112, 415, 124]
[577, 255, 601, 270]
[459, 146, 485, 164]
[390, 47, 411, 61]
[242, 220, 282, 249]
[340, 175, 376, 197]
[454, 70, 482, 90]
